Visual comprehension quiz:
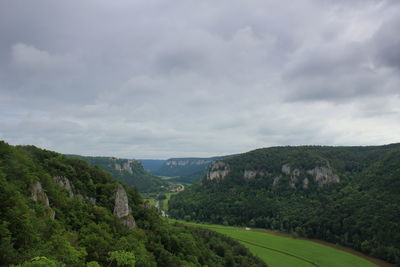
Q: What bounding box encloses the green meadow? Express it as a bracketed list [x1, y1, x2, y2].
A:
[179, 222, 378, 267]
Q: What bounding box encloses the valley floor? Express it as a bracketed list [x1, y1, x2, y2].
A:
[176, 221, 394, 267]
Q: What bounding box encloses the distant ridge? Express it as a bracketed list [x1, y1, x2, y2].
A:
[67, 154, 167, 192]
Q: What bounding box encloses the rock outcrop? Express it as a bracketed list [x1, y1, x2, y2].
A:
[113, 185, 136, 229]
[281, 164, 291, 175]
[114, 159, 137, 174]
[272, 176, 281, 186]
[31, 181, 50, 206]
[277, 163, 339, 188]
[280, 164, 301, 188]
[243, 170, 268, 180]
[54, 176, 75, 198]
[307, 166, 340, 187]
[54, 176, 96, 204]
[207, 161, 230, 180]
[31, 181, 55, 219]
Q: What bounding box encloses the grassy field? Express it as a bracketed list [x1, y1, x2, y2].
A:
[160, 192, 174, 211]
[178, 222, 378, 267]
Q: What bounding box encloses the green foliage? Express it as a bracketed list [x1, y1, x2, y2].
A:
[0, 141, 266, 266]
[86, 262, 101, 267]
[169, 144, 400, 264]
[108, 251, 136, 266]
[12, 256, 65, 267]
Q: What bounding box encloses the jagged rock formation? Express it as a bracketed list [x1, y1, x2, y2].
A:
[207, 161, 230, 180]
[113, 159, 138, 174]
[276, 163, 339, 188]
[31, 181, 55, 219]
[243, 170, 268, 180]
[307, 166, 340, 187]
[54, 176, 75, 198]
[281, 164, 291, 175]
[54, 176, 96, 204]
[31, 181, 50, 206]
[280, 164, 301, 188]
[113, 185, 136, 229]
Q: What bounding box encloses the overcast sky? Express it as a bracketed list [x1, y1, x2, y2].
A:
[1, 0, 400, 159]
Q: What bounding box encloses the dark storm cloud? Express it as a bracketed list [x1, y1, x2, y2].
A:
[0, 0, 399, 158]
[371, 14, 400, 70]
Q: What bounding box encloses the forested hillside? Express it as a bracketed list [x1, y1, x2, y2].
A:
[0, 141, 266, 266]
[68, 155, 166, 192]
[152, 157, 226, 184]
[169, 144, 400, 264]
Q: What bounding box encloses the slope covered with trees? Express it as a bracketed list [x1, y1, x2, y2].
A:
[68, 155, 167, 192]
[169, 144, 400, 264]
[0, 141, 266, 266]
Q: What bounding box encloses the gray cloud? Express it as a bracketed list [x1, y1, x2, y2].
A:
[0, 0, 399, 158]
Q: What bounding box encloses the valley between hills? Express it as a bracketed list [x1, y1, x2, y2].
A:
[1, 141, 399, 266]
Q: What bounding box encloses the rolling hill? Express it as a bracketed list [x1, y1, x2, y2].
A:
[0, 141, 266, 266]
[169, 144, 400, 264]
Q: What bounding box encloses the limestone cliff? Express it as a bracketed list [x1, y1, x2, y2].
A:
[114, 159, 138, 174]
[307, 166, 340, 187]
[243, 169, 268, 180]
[113, 185, 136, 229]
[207, 161, 230, 180]
[274, 163, 339, 188]
[31, 181, 55, 219]
[54, 176, 75, 198]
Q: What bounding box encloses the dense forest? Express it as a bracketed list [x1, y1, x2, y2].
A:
[0, 141, 266, 266]
[169, 144, 400, 264]
[68, 155, 166, 192]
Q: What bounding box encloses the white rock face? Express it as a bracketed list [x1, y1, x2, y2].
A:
[307, 167, 340, 187]
[114, 159, 137, 174]
[207, 161, 230, 180]
[113, 185, 136, 229]
[114, 185, 130, 218]
[281, 164, 301, 188]
[31, 181, 55, 219]
[243, 170, 268, 180]
[54, 176, 75, 198]
[31, 181, 50, 207]
[278, 163, 339, 188]
[281, 164, 291, 175]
